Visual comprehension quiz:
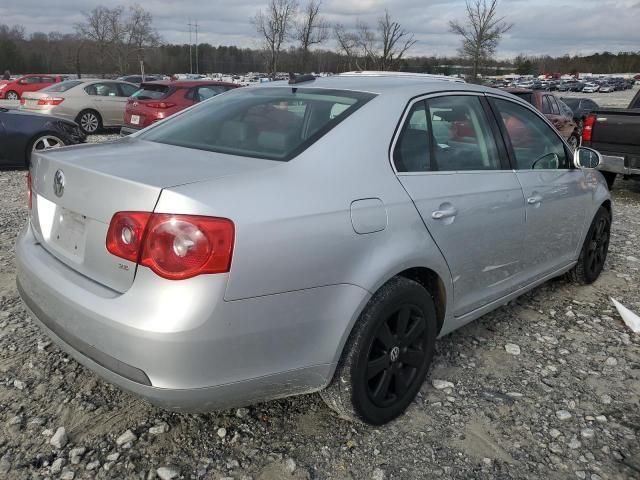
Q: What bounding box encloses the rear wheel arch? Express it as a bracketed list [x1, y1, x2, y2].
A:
[395, 267, 447, 335]
[25, 130, 65, 166]
[600, 199, 612, 215]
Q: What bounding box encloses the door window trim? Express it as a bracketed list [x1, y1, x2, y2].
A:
[484, 93, 576, 171]
[389, 91, 511, 176]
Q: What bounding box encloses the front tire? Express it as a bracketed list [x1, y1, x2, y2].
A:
[321, 277, 437, 425]
[5, 90, 19, 100]
[567, 206, 611, 284]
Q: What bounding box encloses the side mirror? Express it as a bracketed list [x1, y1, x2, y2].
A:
[574, 147, 601, 169]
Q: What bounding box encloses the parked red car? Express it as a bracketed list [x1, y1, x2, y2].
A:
[121, 80, 240, 135]
[0, 74, 64, 100]
[501, 88, 580, 149]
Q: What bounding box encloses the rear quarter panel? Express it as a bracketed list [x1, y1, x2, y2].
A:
[154, 90, 454, 324]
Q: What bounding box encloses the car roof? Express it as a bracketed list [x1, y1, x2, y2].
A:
[258, 75, 498, 97]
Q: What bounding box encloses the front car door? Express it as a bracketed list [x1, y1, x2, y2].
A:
[394, 94, 527, 317]
[489, 96, 591, 281]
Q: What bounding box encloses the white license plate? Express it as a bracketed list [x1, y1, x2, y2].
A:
[50, 207, 87, 259]
[130, 115, 140, 125]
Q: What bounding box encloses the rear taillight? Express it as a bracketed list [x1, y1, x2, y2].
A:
[146, 102, 175, 109]
[37, 97, 64, 106]
[106, 212, 234, 280]
[26, 172, 32, 210]
[582, 114, 595, 142]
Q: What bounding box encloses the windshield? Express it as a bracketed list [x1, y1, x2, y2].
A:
[43, 80, 83, 92]
[132, 84, 171, 100]
[512, 92, 534, 105]
[140, 87, 376, 161]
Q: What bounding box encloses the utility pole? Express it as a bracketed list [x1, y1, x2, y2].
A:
[188, 19, 193, 74]
[194, 20, 199, 74]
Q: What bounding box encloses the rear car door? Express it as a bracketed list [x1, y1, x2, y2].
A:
[490, 97, 590, 280]
[394, 94, 527, 317]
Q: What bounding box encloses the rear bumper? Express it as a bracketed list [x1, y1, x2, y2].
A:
[595, 154, 640, 176]
[16, 221, 370, 411]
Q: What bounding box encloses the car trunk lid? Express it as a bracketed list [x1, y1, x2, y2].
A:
[29, 138, 280, 292]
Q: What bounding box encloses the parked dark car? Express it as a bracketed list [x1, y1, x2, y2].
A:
[0, 107, 85, 167]
[560, 97, 600, 127]
[501, 88, 580, 149]
[583, 89, 640, 188]
[121, 80, 240, 135]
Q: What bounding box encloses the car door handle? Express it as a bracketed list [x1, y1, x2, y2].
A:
[432, 207, 458, 219]
[527, 195, 543, 205]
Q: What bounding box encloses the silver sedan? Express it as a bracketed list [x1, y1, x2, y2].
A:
[19, 79, 139, 134]
[16, 75, 611, 425]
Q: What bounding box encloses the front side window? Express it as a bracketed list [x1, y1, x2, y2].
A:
[393, 95, 501, 172]
[493, 98, 570, 170]
[119, 83, 138, 97]
[141, 87, 375, 161]
[24, 76, 41, 84]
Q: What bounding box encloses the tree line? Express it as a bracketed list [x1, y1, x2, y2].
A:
[1, 0, 639, 80]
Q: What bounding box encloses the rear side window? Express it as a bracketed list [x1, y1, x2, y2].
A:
[141, 87, 375, 161]
[132, 85, 171, 100]
[85, 83, 119, 96]
[43, 80, 83, 92]
[493, 98, 570, 170]
[393, 95, 501, 172]
[119, 83, 138, 97]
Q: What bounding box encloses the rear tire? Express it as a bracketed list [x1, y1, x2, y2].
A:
[320, 277, 437, 425]
[602, 172, 616, 190]
[76, 109, 102, 134]
[26, 133, 65, 166]
[567, 206, 611, 284]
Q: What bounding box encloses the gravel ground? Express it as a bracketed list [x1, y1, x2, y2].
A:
[1, 163, 640, 479]
[556, 85, 639, 109]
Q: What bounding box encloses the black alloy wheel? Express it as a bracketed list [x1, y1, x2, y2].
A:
[366, 305, 428, 408]
[585, 214, 610, 280]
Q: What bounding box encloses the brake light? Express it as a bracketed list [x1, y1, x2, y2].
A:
[146, 102, 175, 109]
[37, 97, 64, 106]
[106, 212, 234, 280]
[26, 172, 32, 210]
[582, 115, 595, 142]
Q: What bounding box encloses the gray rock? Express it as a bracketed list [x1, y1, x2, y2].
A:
[69, 447, 86, 464]
[604, 357, 617, 366]
[60, 470, 75, 480]
[51, 457, 65, 474]
[556, 410, 572, 420]
[0, 454, 11, 475]
[157, 466, 180, 480]
[217, 427, 227, 439]
[600, 394, 612, 404]
[106, 452, 120, 462]
[13, 379, 25, 390]
[432, 379, 454, 390]
[116, 429, 137, 446]
[85, 460, 100, 471]
[505, 343, 521, 355]
[236, 408, 249, 419]
[50, 427, 68, 449]
[581, 428, 595, 439]
[372, 467, 385, 480]
[285, 457, 296, 473]
[149, 422, 169, 435]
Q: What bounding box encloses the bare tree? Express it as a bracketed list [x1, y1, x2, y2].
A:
[377, 10, 416, 71]
[111, 5, 161, 74]
[356, 21, 377, 69]
[333, 23, 361, 70]
[449, 0, 513, 80]
[75, 7, 120, 76]
[295, 0, 328, 72]
[252, 0, 298, 79]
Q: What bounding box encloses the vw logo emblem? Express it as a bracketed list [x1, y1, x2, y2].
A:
[53, 169, 65, 197]
[390, 346, 400, 363]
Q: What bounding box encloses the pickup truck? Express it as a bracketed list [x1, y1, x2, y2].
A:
[582, 89, 640, 188]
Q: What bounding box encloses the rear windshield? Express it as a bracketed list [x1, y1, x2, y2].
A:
[512, 92, 534, 105]
[43, 80, 83, 93]
[140, 87, 376, 161]
[132, 84, 171, 100]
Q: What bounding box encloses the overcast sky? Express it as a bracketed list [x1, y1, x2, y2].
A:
[1, 0, 639, 59]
